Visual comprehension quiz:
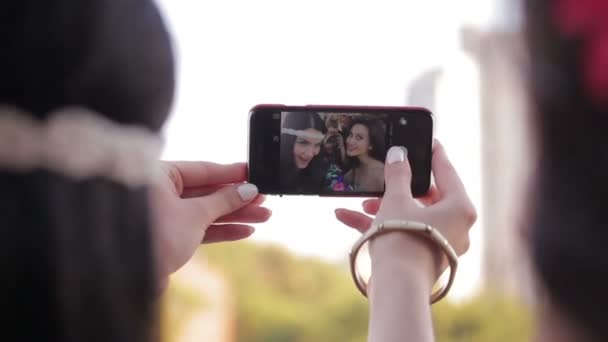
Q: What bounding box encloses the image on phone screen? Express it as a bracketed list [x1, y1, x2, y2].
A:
[280, 112, 388, 194]
[248, 105, 433, 197]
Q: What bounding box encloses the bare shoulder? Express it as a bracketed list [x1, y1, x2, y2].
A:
[370, 159, 385, 170]
[371, 160, 385, 188]
[344, 169, 353, 181]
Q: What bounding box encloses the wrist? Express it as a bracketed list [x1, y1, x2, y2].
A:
[372, 258, 434, 294]
[370, 233, 441, 288]
[367, 260, 436, 342]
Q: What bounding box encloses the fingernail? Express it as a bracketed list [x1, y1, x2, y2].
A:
[386, 146, 408, 164]
[362, 199, 374, 207]
[237, 183, 258, 201]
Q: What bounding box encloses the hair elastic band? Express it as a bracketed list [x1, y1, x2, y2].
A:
[0, 106, 164, 187]
[281, 128, 326, 141]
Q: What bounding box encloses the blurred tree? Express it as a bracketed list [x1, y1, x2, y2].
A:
[160, 279, 208, 342]
[203, 242, 368, 342]
[433, 292, 533, 342]
[161, 241, 533, 342]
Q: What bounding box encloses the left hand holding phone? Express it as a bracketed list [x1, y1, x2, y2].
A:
[335, 142, 476, 285]
[334, 142, 476, 342]
[151, 161, 271, 286]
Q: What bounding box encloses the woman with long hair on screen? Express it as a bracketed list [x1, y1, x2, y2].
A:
[279, 111, 329, 193]
[343, 116, 387, 192]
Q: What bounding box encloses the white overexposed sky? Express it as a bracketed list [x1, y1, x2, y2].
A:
[156, 0, 499, 300]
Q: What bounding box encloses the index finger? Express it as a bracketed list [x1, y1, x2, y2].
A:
[432, 141, 467, 200]
[165, 161, 248, 188]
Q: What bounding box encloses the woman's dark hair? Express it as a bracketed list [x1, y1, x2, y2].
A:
[0, 1, 174, 342]
[345, 116, 386, 168]
[279, 111, 327, 192]
[324, 134, 345, 169]
[525, 0, 608, 340]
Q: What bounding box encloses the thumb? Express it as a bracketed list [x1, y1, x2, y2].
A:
[383, 146, 412, 200]
[194, 183, 259, 223]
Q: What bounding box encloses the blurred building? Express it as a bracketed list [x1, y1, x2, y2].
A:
[407, 0, 533, 302]
[461, 0, 534, 302]
[171, 258, 235, 342]
[407, 68, 443, 114]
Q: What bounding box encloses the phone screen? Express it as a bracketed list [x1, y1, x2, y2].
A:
[248, 106, 433, 197]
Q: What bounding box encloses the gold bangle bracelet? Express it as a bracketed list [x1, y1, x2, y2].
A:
[349, 220, 459, 304]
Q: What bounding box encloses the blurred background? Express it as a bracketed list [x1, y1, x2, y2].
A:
[156, 0, 534, 341]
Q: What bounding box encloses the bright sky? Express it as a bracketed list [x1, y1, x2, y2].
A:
[156, 0, 499, 300]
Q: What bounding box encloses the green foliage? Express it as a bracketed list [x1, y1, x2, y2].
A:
[433, 292, 533, 342]
[203, 242, 368, 342]
[161, 278, 208, 342]
[159, 241, 534, 342]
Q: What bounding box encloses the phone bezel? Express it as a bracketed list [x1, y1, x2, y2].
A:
[247, 104, 434, 198]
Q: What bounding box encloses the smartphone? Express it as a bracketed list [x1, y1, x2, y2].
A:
[248, 104, 433, 197]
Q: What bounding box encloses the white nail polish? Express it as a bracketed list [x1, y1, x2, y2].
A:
[238, 184, 258, 201]
[386, 146, 407, 164]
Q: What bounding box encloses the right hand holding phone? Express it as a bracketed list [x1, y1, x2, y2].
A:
[335, 141, 476, 286]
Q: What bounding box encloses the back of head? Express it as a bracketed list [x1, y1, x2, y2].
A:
[525, 0, 608, 340]
[0, 0, 174, 341]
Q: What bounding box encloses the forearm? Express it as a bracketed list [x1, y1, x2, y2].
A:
[367, 231, 439, 342]
[368, 260, 435, 342]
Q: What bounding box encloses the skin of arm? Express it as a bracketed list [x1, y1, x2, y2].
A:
[367, 233, 438, 342]
[336, 143, 476, 342]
